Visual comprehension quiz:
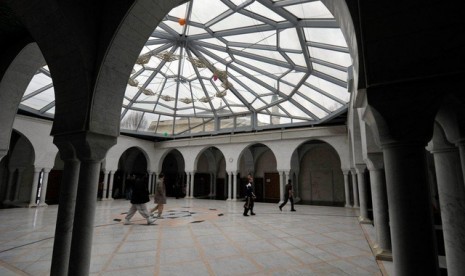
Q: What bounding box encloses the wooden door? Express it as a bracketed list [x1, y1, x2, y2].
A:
[263, 172, 280, 202]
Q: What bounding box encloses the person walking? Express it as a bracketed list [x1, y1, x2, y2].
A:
[279, 179, 296, 212]
[150, 173, 166, 218]
[124, 176, 156, 225]
[243, 174, 256, 216]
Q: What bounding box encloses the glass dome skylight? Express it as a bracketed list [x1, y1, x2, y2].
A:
[20, 0, 351, 138]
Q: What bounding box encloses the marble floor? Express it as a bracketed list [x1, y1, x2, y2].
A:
[0, 198, 391, 275]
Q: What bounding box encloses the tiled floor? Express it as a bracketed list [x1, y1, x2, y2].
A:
[0, 198, 390, 275]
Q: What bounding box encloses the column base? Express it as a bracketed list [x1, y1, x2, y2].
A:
[101, 198, 114, 201]
[373, 245, 393, 261]
[28, 203, 38, 208]
[345, 204, 352, 208]
[358, 216, 373, 224]
[2, 200, 12, 206]
[38, 203, 48, 207]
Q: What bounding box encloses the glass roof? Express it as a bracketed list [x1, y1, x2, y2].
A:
[20, 0, 351, 138]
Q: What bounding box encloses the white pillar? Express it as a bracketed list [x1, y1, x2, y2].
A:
[150, 172, 157, 195]
[39, 168, 51, 206]
[351, 169, 359, 207]
[383, 142, 438, 275]
[209, 172, 214, 197]
[227, 172, 232, 200]
[186, 172, 190, 197]
[294, 169, 301, 202]
[102, 170, 109, 200]
[212, 172, 217, 197]
[147, 171, 153, 194]
[343, 170, 352, 207]
[356, 164, 371, 223]
[28, 168, 42, 207]
[279, 170, 284, 203]
[432, 142, 465, 275]
[366, 154, 392, 260]
[458, 141, 465, 184]
[190, 172, 195, 198]
[107, 171, 115, 200]
[232, 171, 237, 200]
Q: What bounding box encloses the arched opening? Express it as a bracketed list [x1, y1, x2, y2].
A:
[194, 146, 225, 199]
[239, 143, 277, 203]
[0, 130, 35, 208]
[161, 149, 185, 198]
[113, 147, 148, 199]
[296, 140, 344, 206]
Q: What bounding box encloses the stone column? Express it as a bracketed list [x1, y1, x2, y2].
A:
[212, 172, 217, 197]
[28, 168, 42, 207]
[343, 170, 351, 207]
[227, 172, 232, 200]
[458, 141, 465, 184]
[185, 172, 191, 198]
[101, 170, 109, 200]
[209, 172, 214, 197]
[284, 170, 290, 185]
[356, 164, 371, 223]
[232, 171, 237, 200]
[279, 170, 284, 203]
[67, 133, 116, 276]
[147, 171, 153, 194]
[190, 172, 195, 198]
[107, 171, 115, 200]
[383, 142, 438, 276]
[366, 154, 391, 260]
[38, 168, 51, 206]
[51, 140, 81, 276]
[431, 135, 465, 276]
[351, 169, 359, 207]
[294, 169, 300, 202]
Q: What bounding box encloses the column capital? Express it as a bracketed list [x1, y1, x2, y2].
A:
[53, 131, 116, 162]
[0, 149, 8, 161]
[354, 164, 366, 173]
[366, 152, 384, 171]
[456, 139, 465, 147]
[430, 122, 459, 154]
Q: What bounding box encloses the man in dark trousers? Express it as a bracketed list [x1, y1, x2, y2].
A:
[124, 176, 156, 225]
[243, 174, 256, 216]
[279, 179, 296, 212]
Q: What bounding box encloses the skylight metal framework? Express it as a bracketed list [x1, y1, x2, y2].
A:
[20, 0, 351, 138]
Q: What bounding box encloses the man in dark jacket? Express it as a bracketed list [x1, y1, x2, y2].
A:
[243, 174, 256, 216]
[279, 179, 296, 212]
[124, 176, 156, 225]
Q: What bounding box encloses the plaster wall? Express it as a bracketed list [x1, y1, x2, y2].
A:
[13, 115, 57, 169]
